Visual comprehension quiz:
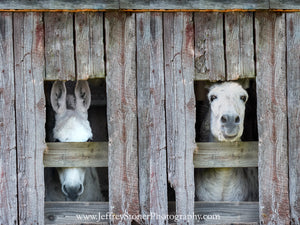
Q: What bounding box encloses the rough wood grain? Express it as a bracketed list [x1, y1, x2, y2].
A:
[14, 12, 46, 225]
[44, 141, 257, 168]
[192, 201, 259, 224]
[44, 142, 108, 167]
[75, 12, 105, 79]
[45, 202, 109, 225]
[45, 12, 75, 80]
[105, 12, 139, 225]
[287, 12, 300, 225]
[136, 12, 168, 225]
[44, 201, 258, 225]
[0, 12, 18, 225]
[0, 0, 119, 9]
[136, 12, 151, 224]
[270, 0, 300, 9]
[194, 142, 258, 168]
[225, 12, 255, 80]
[120, 0, 269, 9]
[194, 12, 225, 81]
[164, 12, 196, 224]
[255, 12, 290, 225]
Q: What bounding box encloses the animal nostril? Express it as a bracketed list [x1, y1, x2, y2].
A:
[221, 115, 227, 123]
[62, 184, 67, 195]
[235, 116, 240, 123]
[78, 184, 83, 194]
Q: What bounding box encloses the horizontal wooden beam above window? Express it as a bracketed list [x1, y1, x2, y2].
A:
[0, 0, 119, 10]
[44, 141, 258, 168]
[44, 201, 259, 224]
[0, 0, 299, 10]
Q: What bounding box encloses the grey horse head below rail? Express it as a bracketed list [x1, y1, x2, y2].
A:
[195, 82, 258, 201]
[45, 80, 104, 201]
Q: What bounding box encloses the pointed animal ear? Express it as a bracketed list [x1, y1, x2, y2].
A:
[75, 80, 91, 112]
[50, 81, 67, 114]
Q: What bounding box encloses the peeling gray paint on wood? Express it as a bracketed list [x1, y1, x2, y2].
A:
[0, 12, 18, 225]
[136, 12, 168, 225]
[75, 12, 105, 79]
[14, 12, 46, 225]
[164, 12, 196, 225]
[287, 12, 300, 225]
[255, 12, 290, 225]
[136, 12, 151, 224]
[194, 12, 225, 81]
[105, 12, 140, 225]
[225, 12, 255, 80]
[45, 12, 75, 80]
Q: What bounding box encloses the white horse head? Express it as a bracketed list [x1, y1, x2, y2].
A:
[208, 82, 248, 142]
[50, 80, 92, 201]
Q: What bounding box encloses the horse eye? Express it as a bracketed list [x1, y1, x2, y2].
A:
[210, 95, 217, 102]
[240, 95, 247, 102]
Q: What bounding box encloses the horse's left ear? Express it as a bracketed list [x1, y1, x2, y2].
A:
[75, 80, 91, 112]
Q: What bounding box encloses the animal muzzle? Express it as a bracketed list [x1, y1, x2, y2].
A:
[220, 114, 241, 140]
[62, 183, 84, 201]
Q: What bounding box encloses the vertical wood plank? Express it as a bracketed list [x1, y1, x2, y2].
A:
[105, 12, 139, 225]
[225, 12, 255, 80]
[0, 12, 18, 225]
[164, 12, 196, 224]
[136, 12, 151, 224]
[75, 12, 105, 79]
[287, 12, 300, 225]
[45, 12, 75, 80]
[136, 12, 168, 225]
[14, 12, 46, 225]
[255, 12, 290, 225]
[194, 12, 225, 81]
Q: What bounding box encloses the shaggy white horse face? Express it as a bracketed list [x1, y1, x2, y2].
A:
[208, 82, 248, 142]
[51, 80, 92, 201]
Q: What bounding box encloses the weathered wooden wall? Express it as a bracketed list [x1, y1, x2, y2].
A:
[41, 12, 258, 81]
[287, 12, 300, 225]
[105, 12, 140, 224]
[0, 10, 300, 225]
[255, 12, 290, 224]
[136, 12, 168, 225]
[14, 12, 46, 225]
[0, 12, 18, 225]
[164, 12, 196, 225]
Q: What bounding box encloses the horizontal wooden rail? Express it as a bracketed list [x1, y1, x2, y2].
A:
[44, 201, 259, 224]
[0, 0, 299, 10]
[194, 141, 258, 168]
[44, 142, 108, 167]
[44, 141, 258, 168]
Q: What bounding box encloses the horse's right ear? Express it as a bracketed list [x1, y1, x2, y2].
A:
[51, 81, 67, 114]
[74, 80, 91, 112]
